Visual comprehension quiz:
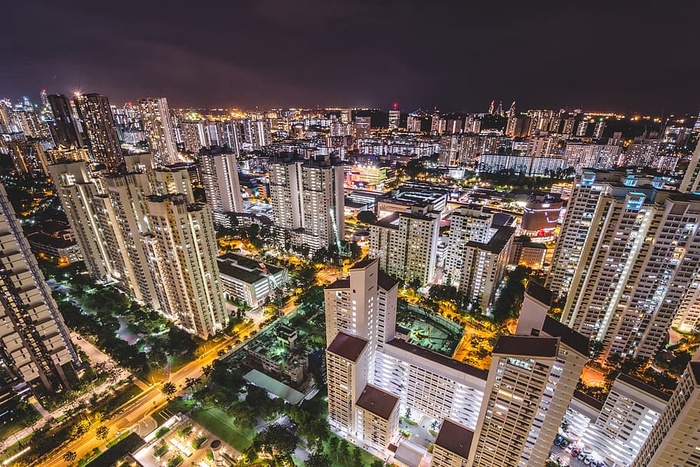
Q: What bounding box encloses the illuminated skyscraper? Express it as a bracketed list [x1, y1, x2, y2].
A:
[469, 283, 588, 467]
[553, 171, 700, 361]
[0, 184, 80, 391]
[198, 146, 244, 227]
[679, 138, 700, 194]
[631, 349, 700, 467]
[388, 108, 400, 130]
[269, 154, 344, 253]
[137, 98, 179, 166]
[144, 194, 228, 338]
[51, 156, 226, 339]
[369, 206, 440, 285]
[74, 93, 123, 168]
[47, 94, 84, 149]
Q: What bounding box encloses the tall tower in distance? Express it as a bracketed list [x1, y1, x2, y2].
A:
[268, 154, 344, 253]
[47, 94, 84, 149]
[137, 97, 179, 166]
[0, 184, 80, 391]
[73, 92, 124, 169]
[197, 146, 244, 227]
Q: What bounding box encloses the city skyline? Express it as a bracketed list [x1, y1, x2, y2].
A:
[2, 1, 700, 113]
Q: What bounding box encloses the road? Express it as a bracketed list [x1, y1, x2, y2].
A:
[40, 319, 260, 467]
[0, 335, 136, 453]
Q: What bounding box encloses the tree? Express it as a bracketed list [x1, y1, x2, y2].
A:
[254, 424, 298, 457]
[352, 447, 363, 465]
[338, 439, 350, 461]
[185, 377, 202, 391]
[371, 460, 384, 467]
[327, 435, 339, 460]
[63, 451, 77, 463]
[162, 382, 177, 398]
[96, 425, 109, 440]
[305, 453, 331, 467]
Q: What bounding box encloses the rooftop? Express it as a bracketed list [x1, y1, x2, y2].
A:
[542, 317, 589, 356]
[435, 419, 474, 460]
[387, 339, 488, 380]
[526, 281, 553, 307]
[327, 332, 368, 362]
[690, 361, 700, 386]
[492, 335, 558, 358]
[355, 384, 399, 420]
[466, 226, 515, 254]
[217, 252, 283, 284]
[326, 278, 350, 290]
[616, 373, 671, 402]
[378, 270, 398, 291]
[351, 258, 377, 270]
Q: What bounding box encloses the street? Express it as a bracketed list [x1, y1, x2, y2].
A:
[40, 319, 259, 466]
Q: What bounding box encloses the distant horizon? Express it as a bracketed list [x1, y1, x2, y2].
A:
[3, 89, 697, 119]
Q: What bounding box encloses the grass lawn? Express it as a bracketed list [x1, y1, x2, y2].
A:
[0, 405, 40, 442]
[190, 406, 254, 453]
[309, 433, 383, 467]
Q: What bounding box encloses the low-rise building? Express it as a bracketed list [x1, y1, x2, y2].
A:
[217, 253, 286, 309]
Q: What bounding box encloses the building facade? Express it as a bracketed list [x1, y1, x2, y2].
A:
[0, 184, 80, 391]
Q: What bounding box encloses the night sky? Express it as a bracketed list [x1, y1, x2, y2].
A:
[2, 0, 699, 114]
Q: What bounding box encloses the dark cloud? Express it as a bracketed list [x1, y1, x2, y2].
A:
[1, 0, 698, 113]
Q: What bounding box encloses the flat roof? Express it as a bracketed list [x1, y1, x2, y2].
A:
[690, 361, 700, 386]
[526, 281, 553, 306]
[387, 339, 488, 380]
[435, 419, 474, 460]
[378, 271, 398, 291]
[351, 258, 377, 270]
[466, 226, 514, 254]
[244, 369, 305, 405]
[542, 317, 589, 356]
[27, 232, 76, 249]
[327, 332, 368, 362]
[492, 335, 558, 358]
[617, 373, 671, 402]
[326, 278, 350, 290]
[355, 384, 399, 420]
[217, 252, 283, 284]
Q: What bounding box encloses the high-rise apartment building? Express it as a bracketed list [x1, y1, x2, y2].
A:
[469, 282, 588, 467]
[680, 139, 700, 194]
[354, 116, 371, 139]
[144, 195, 228, 338]
[51, 155, 227, 339]
[326, 259, 488, 464]
[198, 146, 244, 227]
[557, 172, 700, 360]
[631, 349, 700, 467]
[137, 98, 179, 166]
[547, 170, 627, 297]
[369, 206, 440, 285]
[578, 373, 669, 466]
[73, 93, 123, 168]
[0, 184, 80, 391]
[443, 206, 513, 310]
[268, 154, 344, 253]
[49, 161, 116, 279]
[388, 109, 400, 130]
[47, 94, 84, 149]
